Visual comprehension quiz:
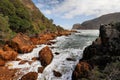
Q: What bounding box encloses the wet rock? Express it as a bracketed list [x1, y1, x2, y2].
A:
[46, 41, 56, 45]
[39, 46, 53, 67]
[72, 62, 91, 80]
[32, 57, 39, 61]
[54, 52, 60, 55]
[66, 58, 76, 61]
[38, 67, 44, 73]
[53, 70, 62, 77]
[20, 72, 38, 80]
[7, 33, 35, 53]
[15, 58, 22, 61]
[19, 60, 28, 65]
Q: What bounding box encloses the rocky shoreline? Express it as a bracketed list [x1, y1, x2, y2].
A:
[72, 24, 120, 80]
[0, 30, 76, 80]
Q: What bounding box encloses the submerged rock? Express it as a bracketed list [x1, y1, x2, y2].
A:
[20, 72, 38, 80]
[53, 70, 62, 77]
[39, 46, 53, 67]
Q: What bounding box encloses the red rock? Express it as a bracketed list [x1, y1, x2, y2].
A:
[3, 44, 13, 51]
[38, 67, 44, 73]
[0, 50, 17, 60]
[72, 61, 92, 80]
[0, 67, 19, 80]
[53, 70, 62, 77]
[19, 60, 28, 65]
[32, 57, 39, 61]
[20, 72, 38, 80]
[30, 37, 39, 45]
[7, 33, 35, 53]
[15, 58, 22, 61]
[0, 50, 18, 60]
[39, 46, 53, 66]
[0, 59, 5, 66]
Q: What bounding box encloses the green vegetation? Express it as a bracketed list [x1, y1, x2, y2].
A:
[0, 0, 64, 40]
[0, 14, 14, 40]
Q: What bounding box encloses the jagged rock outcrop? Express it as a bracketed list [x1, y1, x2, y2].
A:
[6, 33, 35, 53]
[72, 12, 120, 29]
[72, 23, 120, 80]
[39, 46, 53, 67]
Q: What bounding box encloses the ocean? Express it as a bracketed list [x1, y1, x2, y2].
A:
[6, 30, 99, 80]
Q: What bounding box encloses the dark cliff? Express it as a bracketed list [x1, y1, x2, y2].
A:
[72, 22, 120, 80]
[72, 12, 120, 29]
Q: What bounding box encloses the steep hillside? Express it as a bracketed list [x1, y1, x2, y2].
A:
[0, 0, 63, 39]
[72, 12, 120, 29]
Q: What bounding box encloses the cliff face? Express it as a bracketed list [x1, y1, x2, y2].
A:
[72, 24, 81, 29]
[72, 23, 120, 80]
[0, 0, 63, 39]
[72, 12, 120, 29]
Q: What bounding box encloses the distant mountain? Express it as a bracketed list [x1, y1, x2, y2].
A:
[72, 12, 120, 29]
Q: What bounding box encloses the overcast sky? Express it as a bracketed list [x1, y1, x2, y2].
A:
[32, 0, 120, 29]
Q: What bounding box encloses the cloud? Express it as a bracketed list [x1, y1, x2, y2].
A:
[35, 0, 120, 19]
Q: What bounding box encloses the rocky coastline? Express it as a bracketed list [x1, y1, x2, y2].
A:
[0, 30, 75, 80]
[72, 23, 120, 80]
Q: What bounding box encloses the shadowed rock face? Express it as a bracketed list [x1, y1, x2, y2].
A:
[72, 23, 120, 80]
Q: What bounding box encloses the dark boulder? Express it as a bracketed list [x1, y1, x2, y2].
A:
[20, 72, 38, 80]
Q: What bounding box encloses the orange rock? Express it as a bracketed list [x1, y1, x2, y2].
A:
[0, 67, 19, 80]
[0, 59, 5, 66]
[19, 60, 28, 65]
[72, 61, 92, 80]
[20, 72, 38, 80]
[39, 46, 53, 67]
[32, 57, 39, 61]
[7, 33, 35, 53]
[30, 37, 39, 45]
[3, 44, 13, 51]
[0, 50, 18, 60]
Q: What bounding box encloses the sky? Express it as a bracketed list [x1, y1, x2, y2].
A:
[32, 0, 120, 29]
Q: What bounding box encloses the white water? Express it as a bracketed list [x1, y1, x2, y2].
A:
[6, 30, 99, 80]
